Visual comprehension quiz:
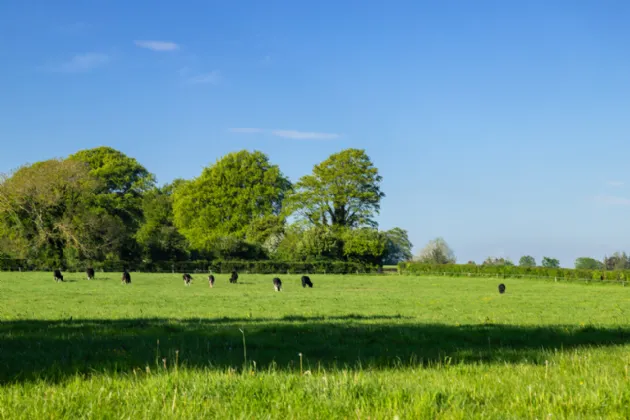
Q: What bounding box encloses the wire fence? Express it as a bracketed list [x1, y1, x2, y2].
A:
[1, 259, 627, 286]
[401, 270, 628, 286]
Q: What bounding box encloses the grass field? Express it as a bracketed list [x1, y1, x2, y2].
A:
[1, 272, 630, 419]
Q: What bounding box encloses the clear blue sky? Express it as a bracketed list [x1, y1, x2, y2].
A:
[1, 0, 629, 267]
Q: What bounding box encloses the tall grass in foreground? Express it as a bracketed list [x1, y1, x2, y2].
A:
[1, 272, 630, 418]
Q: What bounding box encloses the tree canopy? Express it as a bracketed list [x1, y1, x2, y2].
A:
[172, 150, 291, 252]
[574, 257, 603, 270]
[0, 159, 123, 266]
[518, 255, 536, 267]
[382, 228, 413, 265]
[285, 149, 384, 229]
[541, 257, 560, 268]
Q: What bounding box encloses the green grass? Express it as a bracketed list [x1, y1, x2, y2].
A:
[1, 272, 630, 419]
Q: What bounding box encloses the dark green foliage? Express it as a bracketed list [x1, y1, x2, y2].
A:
[542, 257, 560, 268]
[0, 258, 379, 274]
[207, 260, 379, 274]
[136, 183, 189, 262]
[604, 252, 629, 271]
[519, 255, 536, 267]
[575, 257, 603, 270]
[382, 227, 413, 265]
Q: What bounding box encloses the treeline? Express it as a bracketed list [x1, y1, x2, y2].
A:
[0, 147, 413, 270]
[399, 262, 630, 282]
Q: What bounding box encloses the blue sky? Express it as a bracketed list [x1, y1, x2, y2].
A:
[1, 0, 629, 267]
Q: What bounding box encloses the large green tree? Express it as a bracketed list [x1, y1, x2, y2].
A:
[136, 181, 189, 262]
[542, 256, 560, 268]
[69, 147, 156, 261]
[518, 255, 536, 267]
[285, 148, 384, 229]
[172, 150, 291, 253]
[574, 257, 603, 270]
[604, 252, 629, 270]
[382, 227, 413, 265]
[0, 159, 123, 266]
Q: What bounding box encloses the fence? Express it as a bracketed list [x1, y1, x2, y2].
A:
[398, 262, 629, 286]
[0, 258, 390, 275]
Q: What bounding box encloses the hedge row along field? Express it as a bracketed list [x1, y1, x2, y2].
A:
[0, 258, 380, 274]
[399, 262, 630, 282]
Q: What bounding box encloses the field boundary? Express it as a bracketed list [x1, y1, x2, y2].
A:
[402, 270, 628, 286]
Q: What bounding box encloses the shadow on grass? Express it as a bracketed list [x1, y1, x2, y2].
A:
[1, 316, 629, 384]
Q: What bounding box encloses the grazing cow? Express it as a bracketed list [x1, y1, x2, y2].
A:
[229, 270, 238, 284]
[498, 283, 506, 294]
[86, 267, 95, 280]
[273, 277, 282, 292]
[122, 270, 131, 284]
[301, 275, 313, 288]
[208, 274, 215, 288]
[53, 269, 64, 282]
[183, 273, 193, 286]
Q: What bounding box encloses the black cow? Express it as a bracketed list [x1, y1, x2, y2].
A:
[183, 273, 193, 286]
[273, 277, 282, 292]
[53, 269, 64, 282]
[498, 283, 506, 294]
[122, 270, 131, 284]
[229, 270, 238, 284]
[301, 275, 313, 288]
[208, 274, 215, 288]
[86, 267, 95, 280]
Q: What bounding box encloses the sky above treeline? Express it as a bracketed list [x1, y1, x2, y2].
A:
[1, 0, 629, 267]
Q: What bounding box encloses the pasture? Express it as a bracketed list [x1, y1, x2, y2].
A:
[1, 272, 630, 419]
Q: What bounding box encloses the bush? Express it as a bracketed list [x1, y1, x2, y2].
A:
[0, 258, 379, 274]
[398, 262, 630, 282]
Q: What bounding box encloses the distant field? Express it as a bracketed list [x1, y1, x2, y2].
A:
[1, 272, 630, 419]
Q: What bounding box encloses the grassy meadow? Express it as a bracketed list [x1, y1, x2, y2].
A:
[1, 271, 630, 419]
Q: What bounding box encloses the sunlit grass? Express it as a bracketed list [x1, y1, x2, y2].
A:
[0, 272, 629, 418]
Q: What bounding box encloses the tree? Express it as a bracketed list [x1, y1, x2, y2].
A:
[285, 149, 384, 229]
[136, 182, 189, 262]
[295, 226, 343, 261]
[604, 252, 629, 270]
[172, 150, 291, 252]
[0, 159, 123, 265]
[69, 146, 155, 197]
[341, 228, 386, 265]
[483, 257, 514, 266]
[574, 257, 603, 270]
[519, 255, 536, 267]
[541, 257, 560, 268]
[382, 227, 413, 265]
[69, 147, 156, 261]
[414, 237, 456, 264]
